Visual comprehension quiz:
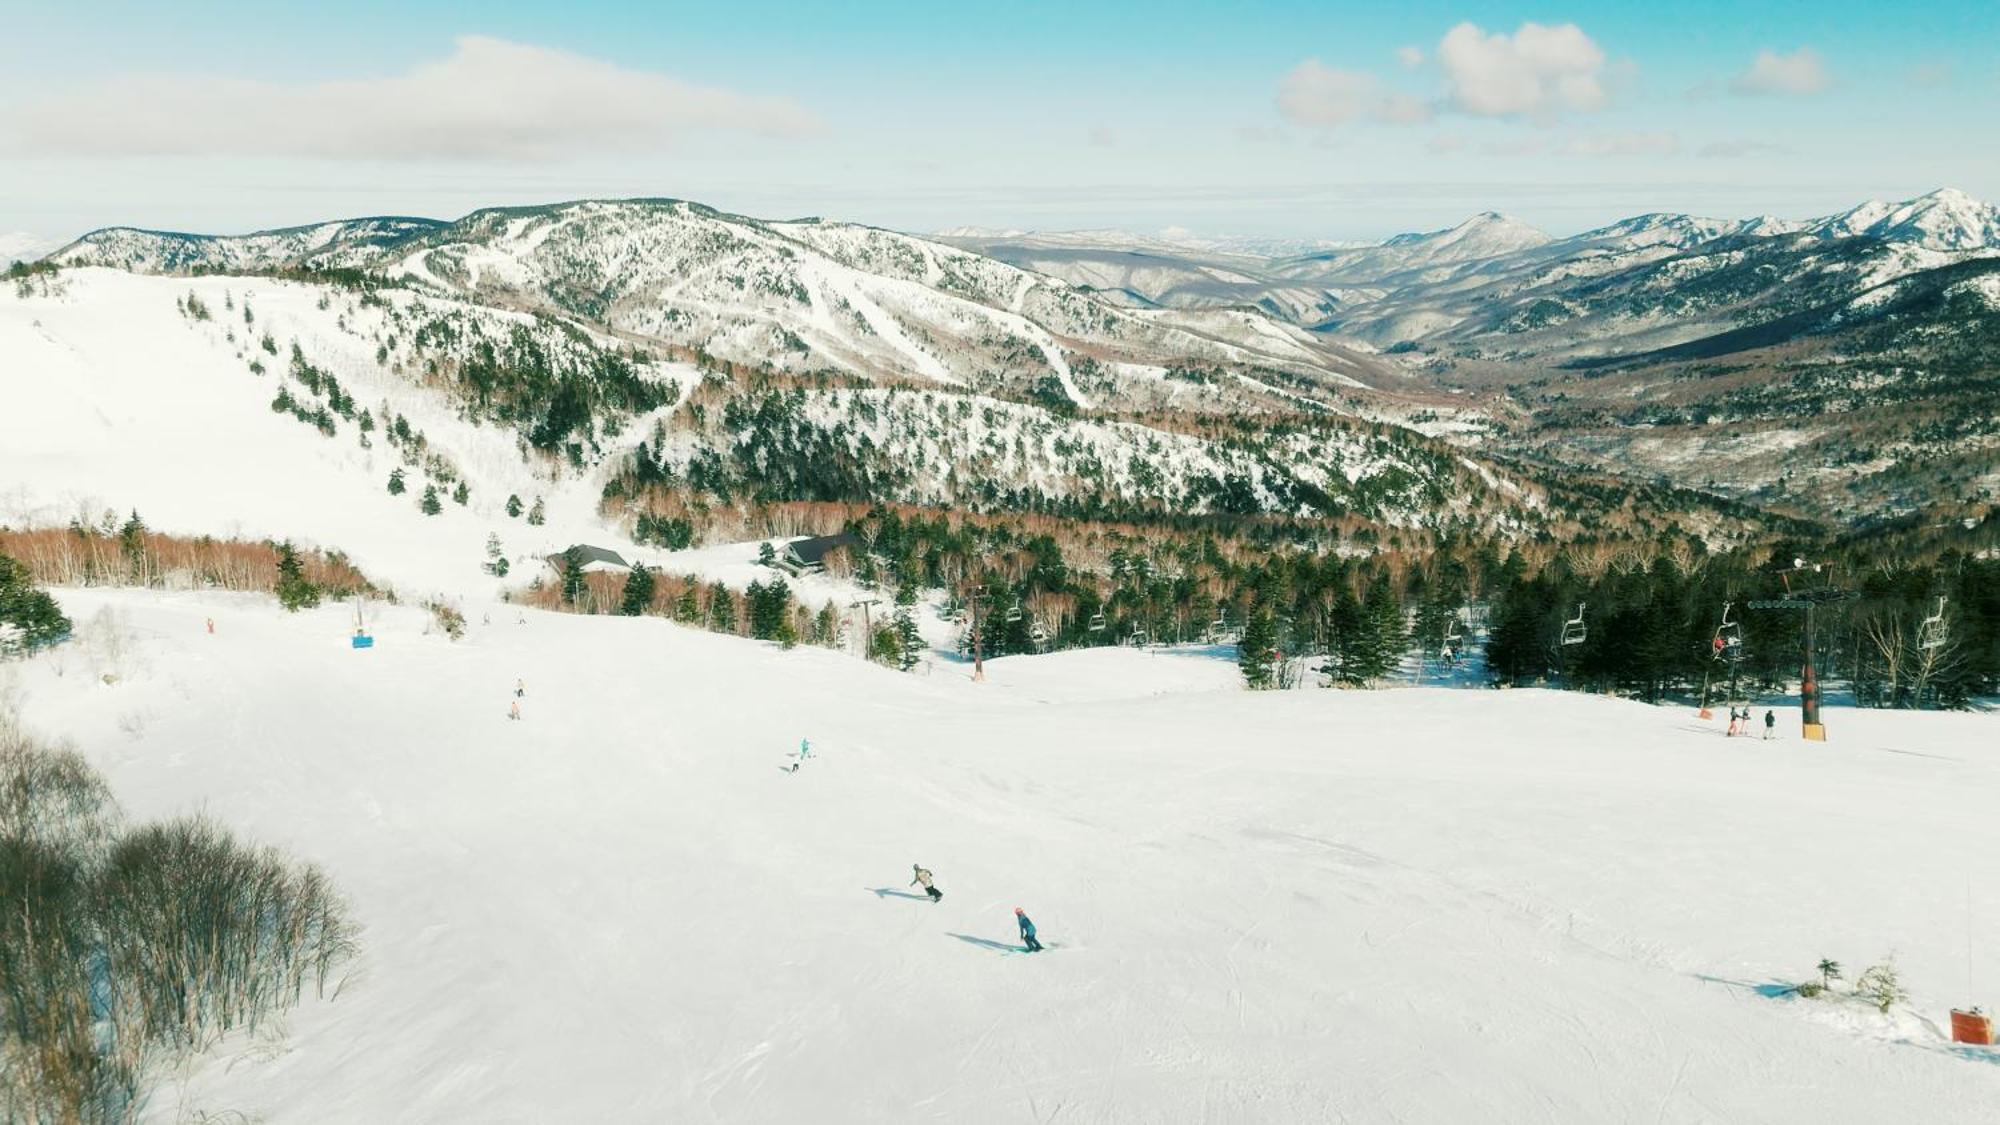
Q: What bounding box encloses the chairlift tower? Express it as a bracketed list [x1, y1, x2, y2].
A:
[848, 596, 880, 660]
[1748, 561, 1855, 742]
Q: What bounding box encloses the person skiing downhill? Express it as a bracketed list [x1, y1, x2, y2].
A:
[911, 864, 942, 903]
[1015, 907, 1043, 952]
[1763, 710, 1776, 740]
[798, 738, 812, 760]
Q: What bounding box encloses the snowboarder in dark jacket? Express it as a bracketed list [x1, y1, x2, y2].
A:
[1763, 710, 1775, 739]
[1015, 907, 1043, 952]
[911, 864, 942, 903]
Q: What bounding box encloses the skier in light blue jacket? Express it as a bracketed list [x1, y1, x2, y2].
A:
[1015, 907, 1043, 952]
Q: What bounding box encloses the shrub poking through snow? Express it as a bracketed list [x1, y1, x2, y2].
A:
[426, 600, 467, 641]
[1854, 958, 1906, 1013]
[0, 718, 356, 1121]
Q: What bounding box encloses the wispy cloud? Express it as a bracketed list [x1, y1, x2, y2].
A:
[1277, 60, 1433, 126]
[0, 36, 819, 161]
[1697, 139, 1791, 159]
[1559, 132, 1680, 157]
[1730, 47, 1831, 96]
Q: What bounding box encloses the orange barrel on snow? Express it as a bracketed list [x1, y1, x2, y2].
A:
[1950, 1009, 1995, 1045]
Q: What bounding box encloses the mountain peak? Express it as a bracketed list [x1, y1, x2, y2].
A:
[1811, 187, 2000, 250]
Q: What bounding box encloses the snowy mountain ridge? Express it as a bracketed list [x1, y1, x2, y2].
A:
[50, 199, 1393, 414]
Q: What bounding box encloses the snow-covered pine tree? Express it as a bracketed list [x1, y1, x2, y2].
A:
[387, 468, 406, 496]
[420, 485, 442, 516]
[505, 494, 523, 518]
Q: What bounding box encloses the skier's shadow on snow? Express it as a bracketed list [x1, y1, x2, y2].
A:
[868, 887, 930, 901]
[1693, 973, 1807, 999]
[948, 933, 1022, 954]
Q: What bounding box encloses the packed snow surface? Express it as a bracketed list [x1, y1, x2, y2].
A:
[9, 588, 2000, 1123]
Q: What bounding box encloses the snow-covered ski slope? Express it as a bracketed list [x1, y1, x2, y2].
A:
[11, 587, 2000, 1123]
[0, 269, 1531, 578]
[0, 269, 647, 594]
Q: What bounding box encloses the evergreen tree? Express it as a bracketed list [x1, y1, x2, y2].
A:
[526, 497, 546, 526]
[813, 602, 841, 647]
[674, 586, 700, 623]
[869, 622, 902, 666]
[484, 533, 509, 577]
[118, 510, 148, 580]
[1239, 605, 1278, 689]
[387, 468, 406, 496]
[707, 582, 737, 632]
[0, 552, 72, 651]
[746, 577, 793, 640]
[758, 541, 777, 567]
[505, 493, 523, 518]
[420, 484, 442, 516]
[893, 607, 923, 671]
[452, 481, 469, 506]
[274, 541, 320, 612]
[620, 563, 655, 616]
[561, 547, 587, 606]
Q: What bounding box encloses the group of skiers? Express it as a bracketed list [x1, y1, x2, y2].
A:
[910, 864, 1044, 952]
[508, 678, 525, 721]
[1724, 706, 1775, 739]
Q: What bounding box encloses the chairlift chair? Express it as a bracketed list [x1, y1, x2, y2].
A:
[1918, 596, 1948, 650]
[1560, 602, 1587, 646]
[1128, 628, 1149, 647]
[1712, 601, 1744, 661]
[1087, 611, 1106, 632]
[1029, 620, 1049, 645]
[1005, 600, 1024, 625]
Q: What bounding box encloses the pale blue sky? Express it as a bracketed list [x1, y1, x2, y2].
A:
[1, 1, 1994, 243]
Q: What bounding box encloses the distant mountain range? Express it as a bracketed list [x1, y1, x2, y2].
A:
[941, 188, 2000, 337]
[36, 188, 2000, 528]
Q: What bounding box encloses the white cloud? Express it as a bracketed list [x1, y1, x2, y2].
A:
[1396, 46, 1425, 69]
[1729, 47, 1831, 96]
[0, 36, 818, 161]
[1276, 59, 1432, 127]
[1436, 22, 1609, 118]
